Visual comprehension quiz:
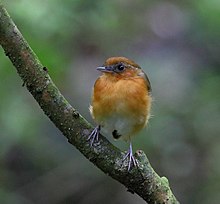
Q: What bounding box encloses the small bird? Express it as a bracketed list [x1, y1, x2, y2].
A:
[88, 57, 152, 171]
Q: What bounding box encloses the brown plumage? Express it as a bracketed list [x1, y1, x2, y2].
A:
[89, 57, 152, 171]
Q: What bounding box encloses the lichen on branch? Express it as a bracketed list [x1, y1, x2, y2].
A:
[0, 4, 179, 204]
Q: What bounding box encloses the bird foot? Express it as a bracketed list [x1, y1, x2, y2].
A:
[87, 125, 100, 146]
[122, 143, 137, 171]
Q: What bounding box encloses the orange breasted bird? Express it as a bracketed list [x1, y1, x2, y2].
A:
[88, 57, 152, 171]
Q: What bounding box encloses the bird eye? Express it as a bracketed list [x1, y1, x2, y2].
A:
[115, 63, 125, 72]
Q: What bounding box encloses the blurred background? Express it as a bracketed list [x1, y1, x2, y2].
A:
[0, 0, 220, 203]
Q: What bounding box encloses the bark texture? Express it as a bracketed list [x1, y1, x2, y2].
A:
[0, 5, 179, 204]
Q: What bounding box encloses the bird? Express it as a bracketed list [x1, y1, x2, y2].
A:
[88, 56, 152, 171]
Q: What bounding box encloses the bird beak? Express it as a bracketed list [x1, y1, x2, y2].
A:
[96, 66, 113, 73]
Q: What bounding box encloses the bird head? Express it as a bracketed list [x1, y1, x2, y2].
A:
[97, 57, 151, 92]
[97, 57, 142, 78]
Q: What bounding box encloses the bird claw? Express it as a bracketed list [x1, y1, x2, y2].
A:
[87, 125, 100, 146]
[122, 143, 137, 171]
[88, 127, 137, 171]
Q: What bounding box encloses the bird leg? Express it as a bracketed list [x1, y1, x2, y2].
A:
[87, 125, 101, 146]
[123, 142, 137, 171]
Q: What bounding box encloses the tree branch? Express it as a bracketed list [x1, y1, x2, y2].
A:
[0, 4, 179, 204]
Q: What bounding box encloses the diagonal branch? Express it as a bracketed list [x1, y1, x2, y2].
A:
[0, 4, 179, 204]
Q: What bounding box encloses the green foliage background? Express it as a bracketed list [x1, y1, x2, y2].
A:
[0, 1, 220, 203]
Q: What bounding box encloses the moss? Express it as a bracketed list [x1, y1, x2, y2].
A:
[0, 4, 179, 204]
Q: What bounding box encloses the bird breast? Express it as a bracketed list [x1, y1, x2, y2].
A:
[90, 74, 151, 141]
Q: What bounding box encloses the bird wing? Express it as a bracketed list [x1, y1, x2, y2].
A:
[138, 70, 152, 94]
[144, 72, 152, 93]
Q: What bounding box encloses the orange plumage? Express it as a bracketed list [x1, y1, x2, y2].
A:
[89, 57, 152, 170]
